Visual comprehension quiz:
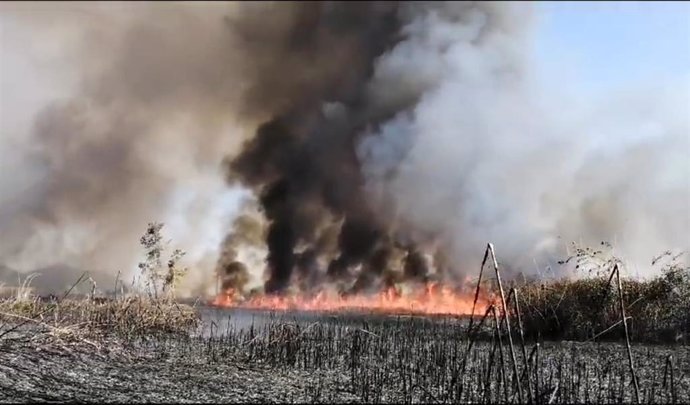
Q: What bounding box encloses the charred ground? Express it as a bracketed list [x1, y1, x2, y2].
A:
[0, 306, 688, 404]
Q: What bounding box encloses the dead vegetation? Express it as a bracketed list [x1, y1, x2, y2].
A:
[195, 310, 688, 404]
[514, 247, 690, 343]
[0, 295, 199, 339]
[0, 223, 199, 347]
[0, 233, 687, 403]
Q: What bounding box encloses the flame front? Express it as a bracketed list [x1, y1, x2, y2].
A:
[211, 282, 491, 317]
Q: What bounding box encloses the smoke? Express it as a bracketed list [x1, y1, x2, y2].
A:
[356, 3, 690, 277]
[222, 1, 409, 294]
[224, 0, 688, 292]
[1, 2, 687, 296]
[215, 197, 267, 293]
[0, 2, 253, 293]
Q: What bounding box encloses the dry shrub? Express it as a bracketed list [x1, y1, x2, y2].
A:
[0, 296, 199, 338]
[0, 222, 199, 340]
[515, 249, 689, 343]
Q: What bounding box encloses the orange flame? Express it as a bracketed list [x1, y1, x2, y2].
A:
[211, 282, 491, 317]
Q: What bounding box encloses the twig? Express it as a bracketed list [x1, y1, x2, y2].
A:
[114, 270, 121, 300]
[412, 383, 441, 404]
[492, 305, 510, 403]
[458, 244, 491, 397]
[614, 264, 640, 404]
[596, 266, 618, 310]
[356, 328, 380, 339]
[0, 272, 87, 340]
[484, 318, 499, 403]
[547, 384, 559, 404]
[467, 245, 490, 337]
[0, 311, 100, 351]
[535, 340, 540, 404]
[460, 304, 494, 379]
[489, 243, 524, 403]
[510, 287, 534, 404]
[586, 317, 633, 342]
[663, 354, 676, 404]
[518, 343, 539, 394]
[0, 311, 63, 332]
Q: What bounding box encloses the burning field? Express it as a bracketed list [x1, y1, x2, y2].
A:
[0, 297, 688, 403]
[211, 281, 492, 318]
[0, 239, 688, 403]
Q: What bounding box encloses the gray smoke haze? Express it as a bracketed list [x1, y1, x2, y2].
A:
[357, 3, 689, 278]
[0, 2, 687, 296]
[0, 2, 254, 294]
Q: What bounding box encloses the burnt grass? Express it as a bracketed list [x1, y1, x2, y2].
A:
[1, 307, 688, 404]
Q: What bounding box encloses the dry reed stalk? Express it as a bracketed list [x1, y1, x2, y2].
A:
[489, 243, 524, 403]
[663, 354, 676, 404]
[613, 264, 640, 404]
[467, 245, 490, 336]
[547, 384, 559, 404]
[484, 322, 499, 402]
[518, 342, 540, 403]
[492, 305, 510, 402]
[535, 340, 540, 404]
[586, 316, 632, 342]
[460, 304, 494, 379]
[458, 244, 490, 397]
[0, 272, 87, 340]
[509, 287, 534, 404]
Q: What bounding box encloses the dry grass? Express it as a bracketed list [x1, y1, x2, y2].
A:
[513, 262, 689, 343]
[0, 235, 686, 403]
[0, 223, 200, 352]
[0, 295, 199, 339]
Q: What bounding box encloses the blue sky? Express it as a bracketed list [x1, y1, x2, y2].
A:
[533, 1, 690, 93]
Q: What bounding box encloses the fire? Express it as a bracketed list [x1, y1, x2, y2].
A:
[211, 282, 492, 317]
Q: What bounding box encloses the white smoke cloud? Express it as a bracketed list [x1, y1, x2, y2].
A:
[358, 2, 689, 278]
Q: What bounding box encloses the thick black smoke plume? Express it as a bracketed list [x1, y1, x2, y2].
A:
[223, 2, 417, 294]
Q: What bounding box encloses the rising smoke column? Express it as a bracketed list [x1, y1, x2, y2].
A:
[1, 2, 686, 296]
[223, 2, 407, 294]
[225, 0, 688, 294]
